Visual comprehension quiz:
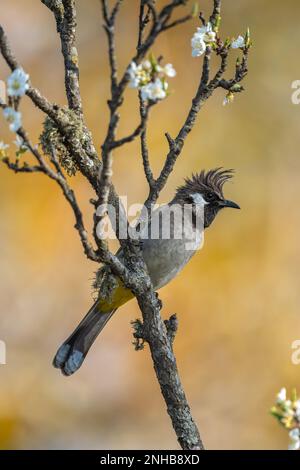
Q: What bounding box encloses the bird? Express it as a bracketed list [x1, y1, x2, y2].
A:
[53, 168, 240, 376]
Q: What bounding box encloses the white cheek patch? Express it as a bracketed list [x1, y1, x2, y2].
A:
[191, 193, 208, 205]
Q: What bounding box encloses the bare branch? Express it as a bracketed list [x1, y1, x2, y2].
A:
[95, 0, 248, 449]
[100, 0, 123, 93]
[131, 286, 204, 449]
[144, 19, 249, 209]
[143, 49, 213, 207]
[41, 0, 83, 115]
[118, 0, 192, 98]
[210, 0, 222, 26]
[16, 128, 101, 262]
[0, 24, 125, 271]
[95, 152, 113, 240]
[0, 23, 103, 197]
[139, 95, 154, 188]
[41, 0, 64, 20]
[218, 50, 249, 91]
[137, 1, 146, 49]
[112, 124, 144, 149]
[2, 158, 44, 174]
[112, 100, 153, 150]
[137, 1, 157, 49]
[110, 0, 124, 25]
[162, 14, 193, 32]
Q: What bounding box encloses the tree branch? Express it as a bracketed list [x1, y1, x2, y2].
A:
[117, 0, 192, 98]
[133, 290, 204, 449]
[143, 49, 212, 208]
[139, 94, 154, 188]
[2, 157, 44, 174]
[100, 0, 123, 93]
[41, 0, 83, 115]
[0, 22, 103, 194]
[19, 127, 101, 262]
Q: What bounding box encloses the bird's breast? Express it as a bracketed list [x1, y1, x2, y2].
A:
[141, 213, 204, 290]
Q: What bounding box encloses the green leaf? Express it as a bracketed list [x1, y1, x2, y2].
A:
[191, 2, 199, 18]
[270, 407, 284, 421]
[245, 27, 251, 48]
[224, 37, 231, 48]
[16, 147, 27, 158]
[149, 53, 157, 68]
[292, 388, 298, 403]
[211, 14, 221, 32]
[230, 84, 243, 93]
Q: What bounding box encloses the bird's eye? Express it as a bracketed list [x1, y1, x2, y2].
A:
[205, 192, 215, 201]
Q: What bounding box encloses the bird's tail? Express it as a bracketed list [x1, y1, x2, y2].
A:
[53, 302, 116, 376]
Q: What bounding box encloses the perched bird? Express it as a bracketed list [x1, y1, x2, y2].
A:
[53, 168, 240, 376]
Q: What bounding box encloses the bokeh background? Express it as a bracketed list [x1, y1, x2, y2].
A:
[0, 0, 300, 450]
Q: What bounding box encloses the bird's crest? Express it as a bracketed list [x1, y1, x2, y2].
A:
[177, 168, 235, 198]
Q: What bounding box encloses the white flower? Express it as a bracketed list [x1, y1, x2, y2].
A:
[0, 141, 9, 151]
[205, 30, 217, 42]
[288, 429, 300, 450]
[201, 22, 217, 43]
[128, 62, 143, 88]
[14, 135, 29, 151]
[288, 441, 300, 450]
[141, 79, 167, 101]
[191, 22, 216, 58]
[231, 35, 245, 49]
[3, 107, 22, 132]
[128, 60, 157, 88]
[295, 400, 300, 419]
[7, 68, 29, 97]
[289, 429, 300, 441]
[0, 141, 9, 158]
[128, 58, 175, 102]
[191, 33, 207, 57]
[163, 63, 176, 78]
[277, 388, 287, 404]
[14, 135, 24, 148]
[143, 60, 152, 71]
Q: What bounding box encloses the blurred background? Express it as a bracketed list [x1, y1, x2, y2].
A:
[0, 0, 300, 450]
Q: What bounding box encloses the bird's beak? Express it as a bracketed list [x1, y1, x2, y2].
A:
[219, 199, 240, 210]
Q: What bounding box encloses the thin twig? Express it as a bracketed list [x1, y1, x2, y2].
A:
[139, 94, 154, 188]
[162, 13, 193, 31]
[0, 23, 101, 192]
[2, 158, 44, 174]
[100, 0, 123, 93]
[19, 128, 101, 262]
[118, 0, 192, 97]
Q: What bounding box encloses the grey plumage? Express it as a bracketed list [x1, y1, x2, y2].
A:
[53, 168, 240, 376]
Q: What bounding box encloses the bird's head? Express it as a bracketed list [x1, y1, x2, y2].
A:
[175, 168, 240, 228]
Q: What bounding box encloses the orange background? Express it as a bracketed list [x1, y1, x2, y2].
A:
[0, 0, 300, 449]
